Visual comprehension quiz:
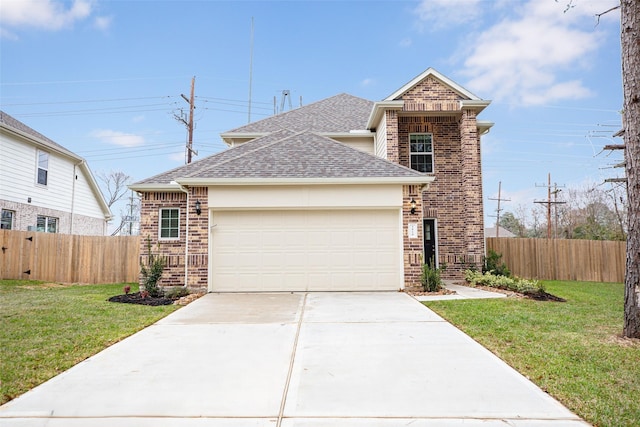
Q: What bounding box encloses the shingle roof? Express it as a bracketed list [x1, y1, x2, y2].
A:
[134, 129, 426, 185]
[0, 110, 79, 159]
[223, 93, 374, 134]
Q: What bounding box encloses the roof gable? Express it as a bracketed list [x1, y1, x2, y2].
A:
[0, 111, 80, 159]
[222, 93, 374, 137]
[385, 68, 481, 101]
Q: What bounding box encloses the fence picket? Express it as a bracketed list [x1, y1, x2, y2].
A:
[486, 237, 625, 283]
[0, 230, 140, 283]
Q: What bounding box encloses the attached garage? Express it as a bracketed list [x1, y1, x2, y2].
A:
[210, 208, 401, 292]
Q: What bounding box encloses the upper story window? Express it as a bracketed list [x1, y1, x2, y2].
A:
[410, 134, 434, 173]
[159, 208, 180, 239]
[37, 150, 49, 186]
[1, 210, 14, 230]
[37, 215, 58, 233]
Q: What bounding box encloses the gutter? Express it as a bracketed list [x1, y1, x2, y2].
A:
[172, 181, 189, 288]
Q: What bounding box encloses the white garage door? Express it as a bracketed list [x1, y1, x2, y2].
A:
[210, 209, 401, 292]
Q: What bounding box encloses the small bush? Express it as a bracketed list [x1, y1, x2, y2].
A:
[483, 249, 511, 277]
[422, 259, 446, 292]
[464, 269, 543, 295]
[140, 237, 166, 298]
[164, 286, 190, 300]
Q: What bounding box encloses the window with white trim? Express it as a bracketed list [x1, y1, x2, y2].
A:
[410, 133, 434, 173]
[37, 215, 58, 233]
[37, 150, 49, 186]
[159, 208, 179, 239]
[1, 210, 14, 230]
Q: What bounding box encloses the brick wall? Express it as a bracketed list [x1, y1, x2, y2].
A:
[138, 188, 210, 292]
[402, 185, 423, 290]
[391, 77, 485, 281]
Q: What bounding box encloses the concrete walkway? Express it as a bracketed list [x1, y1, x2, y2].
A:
[0, 292, 589, 427]
[414, 282, 508, 301]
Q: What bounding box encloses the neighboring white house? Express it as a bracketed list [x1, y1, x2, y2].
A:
[0, 111, 112, 235]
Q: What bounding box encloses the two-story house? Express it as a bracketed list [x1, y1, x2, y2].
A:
[0, 111, 112, 235]
[130, 68, 492, 292]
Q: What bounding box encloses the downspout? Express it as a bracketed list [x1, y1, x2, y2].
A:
[175, 182, 189, 288]
[70, 161, 83, 234]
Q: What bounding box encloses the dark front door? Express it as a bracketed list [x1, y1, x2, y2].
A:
[423, 219, 436, 266]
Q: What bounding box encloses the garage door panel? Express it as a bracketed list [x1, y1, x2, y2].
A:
[211, 209, 401, 292]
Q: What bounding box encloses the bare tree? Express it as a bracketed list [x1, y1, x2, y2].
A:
[621, 0, 640, 338]
[97, 170, 132, 208]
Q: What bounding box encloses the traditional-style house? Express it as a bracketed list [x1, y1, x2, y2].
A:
[0, 111, 112, 235]
[130, 68, 492, 292]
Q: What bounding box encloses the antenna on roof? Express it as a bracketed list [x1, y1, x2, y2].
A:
[247, 17, 254, 124]
[280, 90, 292, 113]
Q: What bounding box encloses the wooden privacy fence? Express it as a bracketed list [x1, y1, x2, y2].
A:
[486, 237, 626, 283]
[0, 230, 140, 284]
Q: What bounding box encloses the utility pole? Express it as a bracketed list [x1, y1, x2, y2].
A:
[488, 181, 510, 237]
[174, 76, 197, 164]
[534, 173, 566, 239]
[247, 17, 254, 124]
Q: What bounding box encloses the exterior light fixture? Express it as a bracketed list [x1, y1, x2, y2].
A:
[410, 198, 417, 214]
[195, 200, 202, 216]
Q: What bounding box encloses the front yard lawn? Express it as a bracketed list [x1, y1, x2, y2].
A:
[0, 280, 178, 405]
[424, 280, 640, 427]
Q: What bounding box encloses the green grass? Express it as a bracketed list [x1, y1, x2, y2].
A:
[0, 280, 178, 404]
[424, 281, 640, 427]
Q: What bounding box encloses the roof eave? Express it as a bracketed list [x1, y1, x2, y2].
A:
[366, 101, 405, 130]
[460, 99, 491, 114]
[1, 124, 82, 161]
[128, 183, 185, 193]
[173, 176, 435, 186]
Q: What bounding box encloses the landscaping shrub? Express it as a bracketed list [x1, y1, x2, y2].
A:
[140, 237, 166, 298]
[483, 249, 511, 277]
[164, 286, 190, 300]
[465, 269, 544, 295]
[422, 259, 446, 292]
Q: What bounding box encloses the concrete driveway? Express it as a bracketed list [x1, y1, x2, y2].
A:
[0, 292, 589, 427]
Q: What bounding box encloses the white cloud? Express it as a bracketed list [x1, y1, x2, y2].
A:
[169, 152, 186, 163]
[91, 129, 145, 147]
[360, 78, 375, 87]
[459, 0, 617, 105]
[413, 0, 482, 31]
[0, 0, 92, 33]
[131, 115, 145, 124]
[93, 15, 112, 31]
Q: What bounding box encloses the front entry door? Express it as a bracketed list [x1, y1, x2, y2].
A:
[423, 219, 437, 266]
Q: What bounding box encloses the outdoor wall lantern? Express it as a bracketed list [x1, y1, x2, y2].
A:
[195, 200, 202, 216]
[410, 198, 417, 214]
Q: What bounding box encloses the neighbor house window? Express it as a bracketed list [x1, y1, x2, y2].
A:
[1, 210, 14, 230]
[37, 150, 49, 185]
[159, 208, 179, 239]
[36, 215, 58, 233]
[410, 134, 434, 173]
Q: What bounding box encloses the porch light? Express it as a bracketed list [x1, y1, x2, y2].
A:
[410, 198, 417, 214]
[195, 200, 202, 215]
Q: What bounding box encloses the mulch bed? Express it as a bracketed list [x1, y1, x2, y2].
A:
[108, 292, 174, 306]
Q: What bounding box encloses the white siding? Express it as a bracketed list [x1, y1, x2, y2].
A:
[0, 129, 108, 235]
[331, 136, 375, 154]
[375, 113, 388, 159]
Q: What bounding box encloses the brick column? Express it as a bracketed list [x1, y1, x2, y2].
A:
[460, 109, 485, 270]
[186, 187, 209, 292]
[402, 185, 423, 290]
[386, 110, 399, 163]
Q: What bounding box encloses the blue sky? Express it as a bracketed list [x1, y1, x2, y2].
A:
[0, 0, 624, 227]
